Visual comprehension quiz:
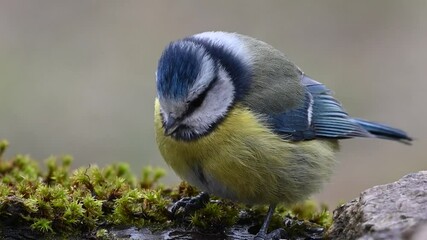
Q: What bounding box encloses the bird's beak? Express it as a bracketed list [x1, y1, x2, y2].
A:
[164, 117, 180, 136]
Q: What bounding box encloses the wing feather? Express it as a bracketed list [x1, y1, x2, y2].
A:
[267, 75, 372, 141]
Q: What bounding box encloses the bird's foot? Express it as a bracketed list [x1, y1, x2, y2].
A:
[170, 192, 209, 216]
[254, 228, 287, 240]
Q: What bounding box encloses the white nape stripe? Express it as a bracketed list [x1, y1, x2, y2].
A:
[189, 52, 216, 100]
[193, 31, 251, 66]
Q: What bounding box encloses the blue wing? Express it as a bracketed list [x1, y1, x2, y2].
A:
[268, 75, 372, 141]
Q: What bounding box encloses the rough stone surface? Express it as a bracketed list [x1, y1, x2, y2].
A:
[327, 171, 427, 240]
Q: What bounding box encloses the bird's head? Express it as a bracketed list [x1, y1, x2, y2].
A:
[156, 40, 235, 141]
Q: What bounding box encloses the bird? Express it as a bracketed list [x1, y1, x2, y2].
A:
[154, 31, 412, 239]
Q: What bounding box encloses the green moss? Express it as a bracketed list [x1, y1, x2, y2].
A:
[0, 140, 8, 157]
[291, 201, 332, 228]
[0, 140, 333, 238]
[140, 166, 166, 189]
[30, 218, 53, 233]
[95, 228, 110, 239]
[190, 201, 239, 233]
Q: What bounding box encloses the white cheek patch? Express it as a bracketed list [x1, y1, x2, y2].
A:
[194, 31, 251, 66]
[182, 67, 234, 134]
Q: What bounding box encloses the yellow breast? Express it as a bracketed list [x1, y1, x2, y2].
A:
[154, 99, 338, 205]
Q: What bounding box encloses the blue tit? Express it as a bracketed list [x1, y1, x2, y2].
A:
[154, 31, 412, 239]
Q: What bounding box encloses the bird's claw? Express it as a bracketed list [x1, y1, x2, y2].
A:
[169, 192, 209, 216]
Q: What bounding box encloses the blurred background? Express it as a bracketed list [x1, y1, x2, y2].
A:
[0, 0, 425, 208]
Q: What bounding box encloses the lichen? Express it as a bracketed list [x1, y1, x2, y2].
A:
[0, 140, 332, 239]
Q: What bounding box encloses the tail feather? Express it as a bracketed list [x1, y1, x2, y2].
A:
[351, 118, 412, 145]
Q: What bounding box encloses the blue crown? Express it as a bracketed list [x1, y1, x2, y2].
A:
[157, 37, 252, 102]
[157, 41, 206, 100]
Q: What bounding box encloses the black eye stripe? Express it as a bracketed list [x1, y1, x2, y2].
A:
[185, 76, 217, 117]
[190, 86, 209, 108]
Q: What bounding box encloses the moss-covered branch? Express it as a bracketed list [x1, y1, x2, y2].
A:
[0, 140, 331, 239]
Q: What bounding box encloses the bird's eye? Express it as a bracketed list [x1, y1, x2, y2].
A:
[186, 77, 217, 114]
[189, 90, 207, 109]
